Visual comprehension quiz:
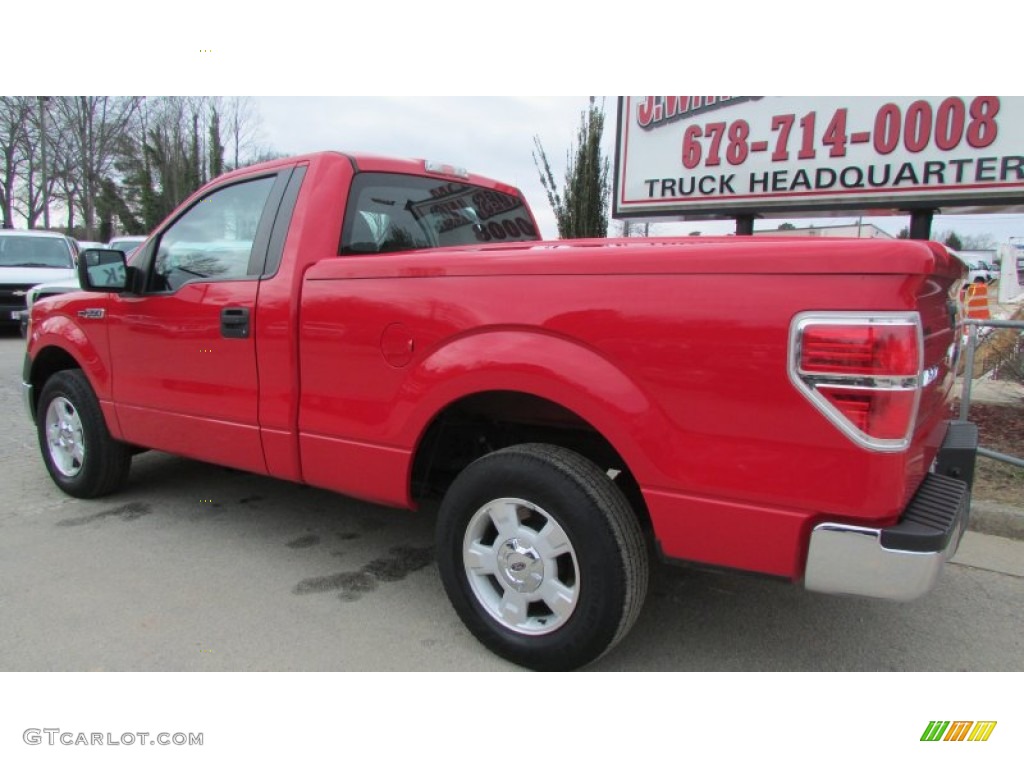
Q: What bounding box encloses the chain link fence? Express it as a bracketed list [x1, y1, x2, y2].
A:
[958, 318, 1024, 468]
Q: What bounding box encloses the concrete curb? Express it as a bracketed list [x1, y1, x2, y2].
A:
[969, 499, 1024, 541]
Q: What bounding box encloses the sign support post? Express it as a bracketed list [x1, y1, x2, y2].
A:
[908, 209, 935, 240]
[735, 215, 755, 236]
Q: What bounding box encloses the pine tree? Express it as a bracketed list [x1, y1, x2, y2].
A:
[532, 97, 610, 238]
[209, 108, 224, 179]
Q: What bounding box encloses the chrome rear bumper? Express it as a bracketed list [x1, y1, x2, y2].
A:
[804, 422, 976, 601]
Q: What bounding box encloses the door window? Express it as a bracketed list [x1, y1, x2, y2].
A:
[151, 176, 276, 292]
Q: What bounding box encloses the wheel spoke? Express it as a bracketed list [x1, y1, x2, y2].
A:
[540, 580, 576, 621]
[60, 449, 75, 474]
[464, 541, 498, 575]
[535, 520, 571, 559]
[487, 500, 522, 539]
[498, 590, 529, 625]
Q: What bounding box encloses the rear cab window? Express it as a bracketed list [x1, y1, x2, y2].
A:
[340, 172, 539, 255]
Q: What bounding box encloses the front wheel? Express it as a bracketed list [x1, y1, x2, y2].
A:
[36, 370, 132, 498]
[436, 444, 648, 670]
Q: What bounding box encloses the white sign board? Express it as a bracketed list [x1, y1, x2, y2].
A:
[613, 96, 1024, 219]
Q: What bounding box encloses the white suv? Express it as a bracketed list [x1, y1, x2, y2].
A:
[0, 230, 78, 330]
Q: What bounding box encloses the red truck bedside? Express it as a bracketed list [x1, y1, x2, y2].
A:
[22, 151, 978, 670]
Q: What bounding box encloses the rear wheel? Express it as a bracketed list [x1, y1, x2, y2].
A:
[37, 370, 132, 498]
[436, 444, 648, 670]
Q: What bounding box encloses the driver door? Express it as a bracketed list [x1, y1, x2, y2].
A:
[106, 172, 288, 473]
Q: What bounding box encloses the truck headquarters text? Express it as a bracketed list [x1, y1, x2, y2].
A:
[641, 155, 1024, 199]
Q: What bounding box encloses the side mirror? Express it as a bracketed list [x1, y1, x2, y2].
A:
[78, 248, 128, 292]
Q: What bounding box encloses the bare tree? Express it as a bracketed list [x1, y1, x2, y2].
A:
[38, 96, 51, 229]
[224, 97, 264, 170]
[961, 233, 996, 250]
[0, 96, 34, 228]
[13, 97, 63, 228]
[50, 96, 142, 239]
[47, 112, 85, 233]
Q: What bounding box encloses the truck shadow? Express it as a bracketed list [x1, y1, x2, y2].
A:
[53, 450, 437, 605]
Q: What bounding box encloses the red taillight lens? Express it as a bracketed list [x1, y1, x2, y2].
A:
[791, 315, 923, 450]
[801, 324, 920, 376]
[819, 388, 918, 440]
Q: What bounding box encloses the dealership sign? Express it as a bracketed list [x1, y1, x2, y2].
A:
[613, 96, 1024, 219]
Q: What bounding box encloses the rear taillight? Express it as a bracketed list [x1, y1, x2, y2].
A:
[790, 313, 923, 451]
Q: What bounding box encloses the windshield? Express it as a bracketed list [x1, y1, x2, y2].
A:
[341, 172, 539, 255]
[0, 235, 74, 268]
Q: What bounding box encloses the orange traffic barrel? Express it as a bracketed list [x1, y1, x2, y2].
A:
[964, 282, 991, 320]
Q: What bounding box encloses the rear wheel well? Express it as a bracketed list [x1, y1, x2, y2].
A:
[411, 391, 650, 531]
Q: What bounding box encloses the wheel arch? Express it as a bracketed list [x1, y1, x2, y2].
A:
[400, 331, 664, 513]
[27, 315, 113, 430]
[27, 345, 84, 423]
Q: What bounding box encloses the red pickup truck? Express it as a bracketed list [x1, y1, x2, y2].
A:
[23, 151, 976, 670]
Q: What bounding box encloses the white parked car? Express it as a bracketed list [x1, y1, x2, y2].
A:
[0, 230, 78, 331]
[965, 259, 997, 284]
[948, 249, 998, 284]
[20, 276, 83, 336]
[107, 235, 147, 256]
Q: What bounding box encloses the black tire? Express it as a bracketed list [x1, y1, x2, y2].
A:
[36, 370, 132, 498]
[436, 443, 648, 671]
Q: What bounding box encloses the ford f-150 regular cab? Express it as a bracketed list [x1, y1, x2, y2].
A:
[23, 151, 977, 670]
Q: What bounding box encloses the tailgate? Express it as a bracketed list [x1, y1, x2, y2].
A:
[909, 242, 967, 495]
